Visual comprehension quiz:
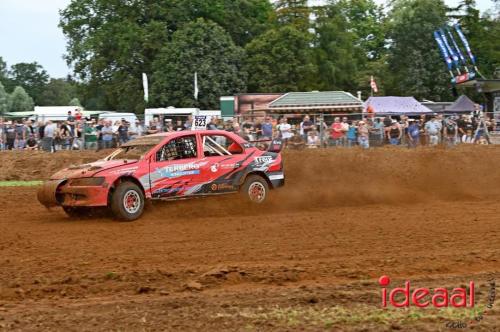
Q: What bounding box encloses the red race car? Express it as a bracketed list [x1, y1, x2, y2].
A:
[37, 130, 285, 221]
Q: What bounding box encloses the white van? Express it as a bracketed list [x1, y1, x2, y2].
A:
[34, 106, 84, 122]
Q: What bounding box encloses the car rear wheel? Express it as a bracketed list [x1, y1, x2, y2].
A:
[241, 175, 269, 204]
[110, 182, 145, 221]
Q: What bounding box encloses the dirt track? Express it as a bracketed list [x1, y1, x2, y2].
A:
[0, 148, 499, 331]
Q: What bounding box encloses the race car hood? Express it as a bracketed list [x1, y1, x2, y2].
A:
[49, 159, 138, 180]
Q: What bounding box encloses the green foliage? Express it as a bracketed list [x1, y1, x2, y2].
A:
[151, 19, 246, 110]
[8, 86, 34, 112]
[310, 3, 359, 91]
[8, 62, 49, 104]
[245, 25, 314, 92]
[275, 0, 310, 32]
[0, 82, 8, 114]
[69, 97, 82, 107]
[386, 0, 452, 101]
[59, 0, 274, 112]
[38, 78, 76, 106]
[0, 57, 7, 81]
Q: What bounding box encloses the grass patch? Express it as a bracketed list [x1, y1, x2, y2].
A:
[214, 305, 483, 329]
[0, 180, 43, 187]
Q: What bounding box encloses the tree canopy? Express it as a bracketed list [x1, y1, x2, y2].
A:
[8, 86, 34, 113]
[151, 19, 246, 109]
[1, 0, 497, 113]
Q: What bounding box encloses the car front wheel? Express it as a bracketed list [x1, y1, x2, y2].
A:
[241, 175, 269, 204]
[110, 182, 145, 221]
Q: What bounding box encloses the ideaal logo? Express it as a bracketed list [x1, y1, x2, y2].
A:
[379, 275, 496, 328]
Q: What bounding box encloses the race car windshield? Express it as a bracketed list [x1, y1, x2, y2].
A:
[105, 136, 165, 160]
[106, 145, 155, 161]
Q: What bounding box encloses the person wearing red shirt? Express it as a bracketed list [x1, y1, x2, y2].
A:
[330, 117, 344, 147]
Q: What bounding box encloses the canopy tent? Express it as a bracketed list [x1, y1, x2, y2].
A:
[444, 95, 476, 113]
[364, 97, 433, 115]
[268, 91, 363, 113]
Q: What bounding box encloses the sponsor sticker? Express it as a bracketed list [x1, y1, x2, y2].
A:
[254, 156, 273, 164]
[156, 163, 204, 178]
[210, 183, 235, 191]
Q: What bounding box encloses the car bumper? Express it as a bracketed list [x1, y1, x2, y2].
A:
[268, 172, 285, 188]
[37, 179, 109, 208]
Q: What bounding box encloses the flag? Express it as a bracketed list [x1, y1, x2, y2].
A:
[142, 73, 149, 102]
[194, 72, 199, 100]
[370, 76, 378, 93]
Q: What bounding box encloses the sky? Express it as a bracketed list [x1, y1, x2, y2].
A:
[0, 0, 496, 78]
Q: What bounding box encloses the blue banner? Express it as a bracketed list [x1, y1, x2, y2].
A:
[446, 28, 466, 66]
[433, 31, 452, 70]
[439, 29, 459, 69]
[454, 24, 476, 65]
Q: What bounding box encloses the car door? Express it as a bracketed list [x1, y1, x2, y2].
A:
[195, 133, 245, 194]
[148, 134, 204, 198]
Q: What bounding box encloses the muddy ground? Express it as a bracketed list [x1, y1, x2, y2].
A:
[0, 147, 499, 331]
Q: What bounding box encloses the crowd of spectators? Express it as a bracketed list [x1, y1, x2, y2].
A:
[0, 110, 496, 152]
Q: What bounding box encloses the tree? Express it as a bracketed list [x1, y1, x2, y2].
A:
[386, 0, 452, 101]
[9, 62, 49, 104]
[8, 86, 34, 112]
[0, 82, 8, 114]
[59, 0, 274, 112]
[151, 19, 246, 109]
[245, 25, 314, 92]
[275, 0, 310, 32]
[69, 97, 82, 107]
[38, 78, 76, 106]
[173, 0, 275, 46]
[0, 57, 7, 81]
[310, 3, 360, 91]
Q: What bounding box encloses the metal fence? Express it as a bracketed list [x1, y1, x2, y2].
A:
[0, 111, 498, 151]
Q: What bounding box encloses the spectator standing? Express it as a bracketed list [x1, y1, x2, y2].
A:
[37, 121, 45, 141]
[84, 121, 98, 150]
[60, 121, 72, 150]
[95, 119, 105, 151]
[299, 115, 313, 141]
[277, 118, 293, 147]
[261, 117, 273, 139]
[346, 121, 357, 147]
[387, 120, 402, 145]
[117, 119, 129, 145]
[184, 115, 192, 130]
[147, 120, 159, 135]
[0, 118, 4, 150]
[207, 117, 218, 130]
[443, 117, 458, 147]
[330, 117, 344, 147]
[5, 122, 16, 150]
[173, 120, 183, 131]
[67, 111, 76, 136]
[371, 118, 385, 147]
[43, 120, 56, 152]
[254, 118, 263, 138]
[357, 121, 370, 149]
[101, 121, 114, 149]
[129, 119, 144, 140]
[14, 120, 26, 149]
[424, 115, 442, 146]
[340, 117, 349, 146]
[406, 119, 420, 148]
